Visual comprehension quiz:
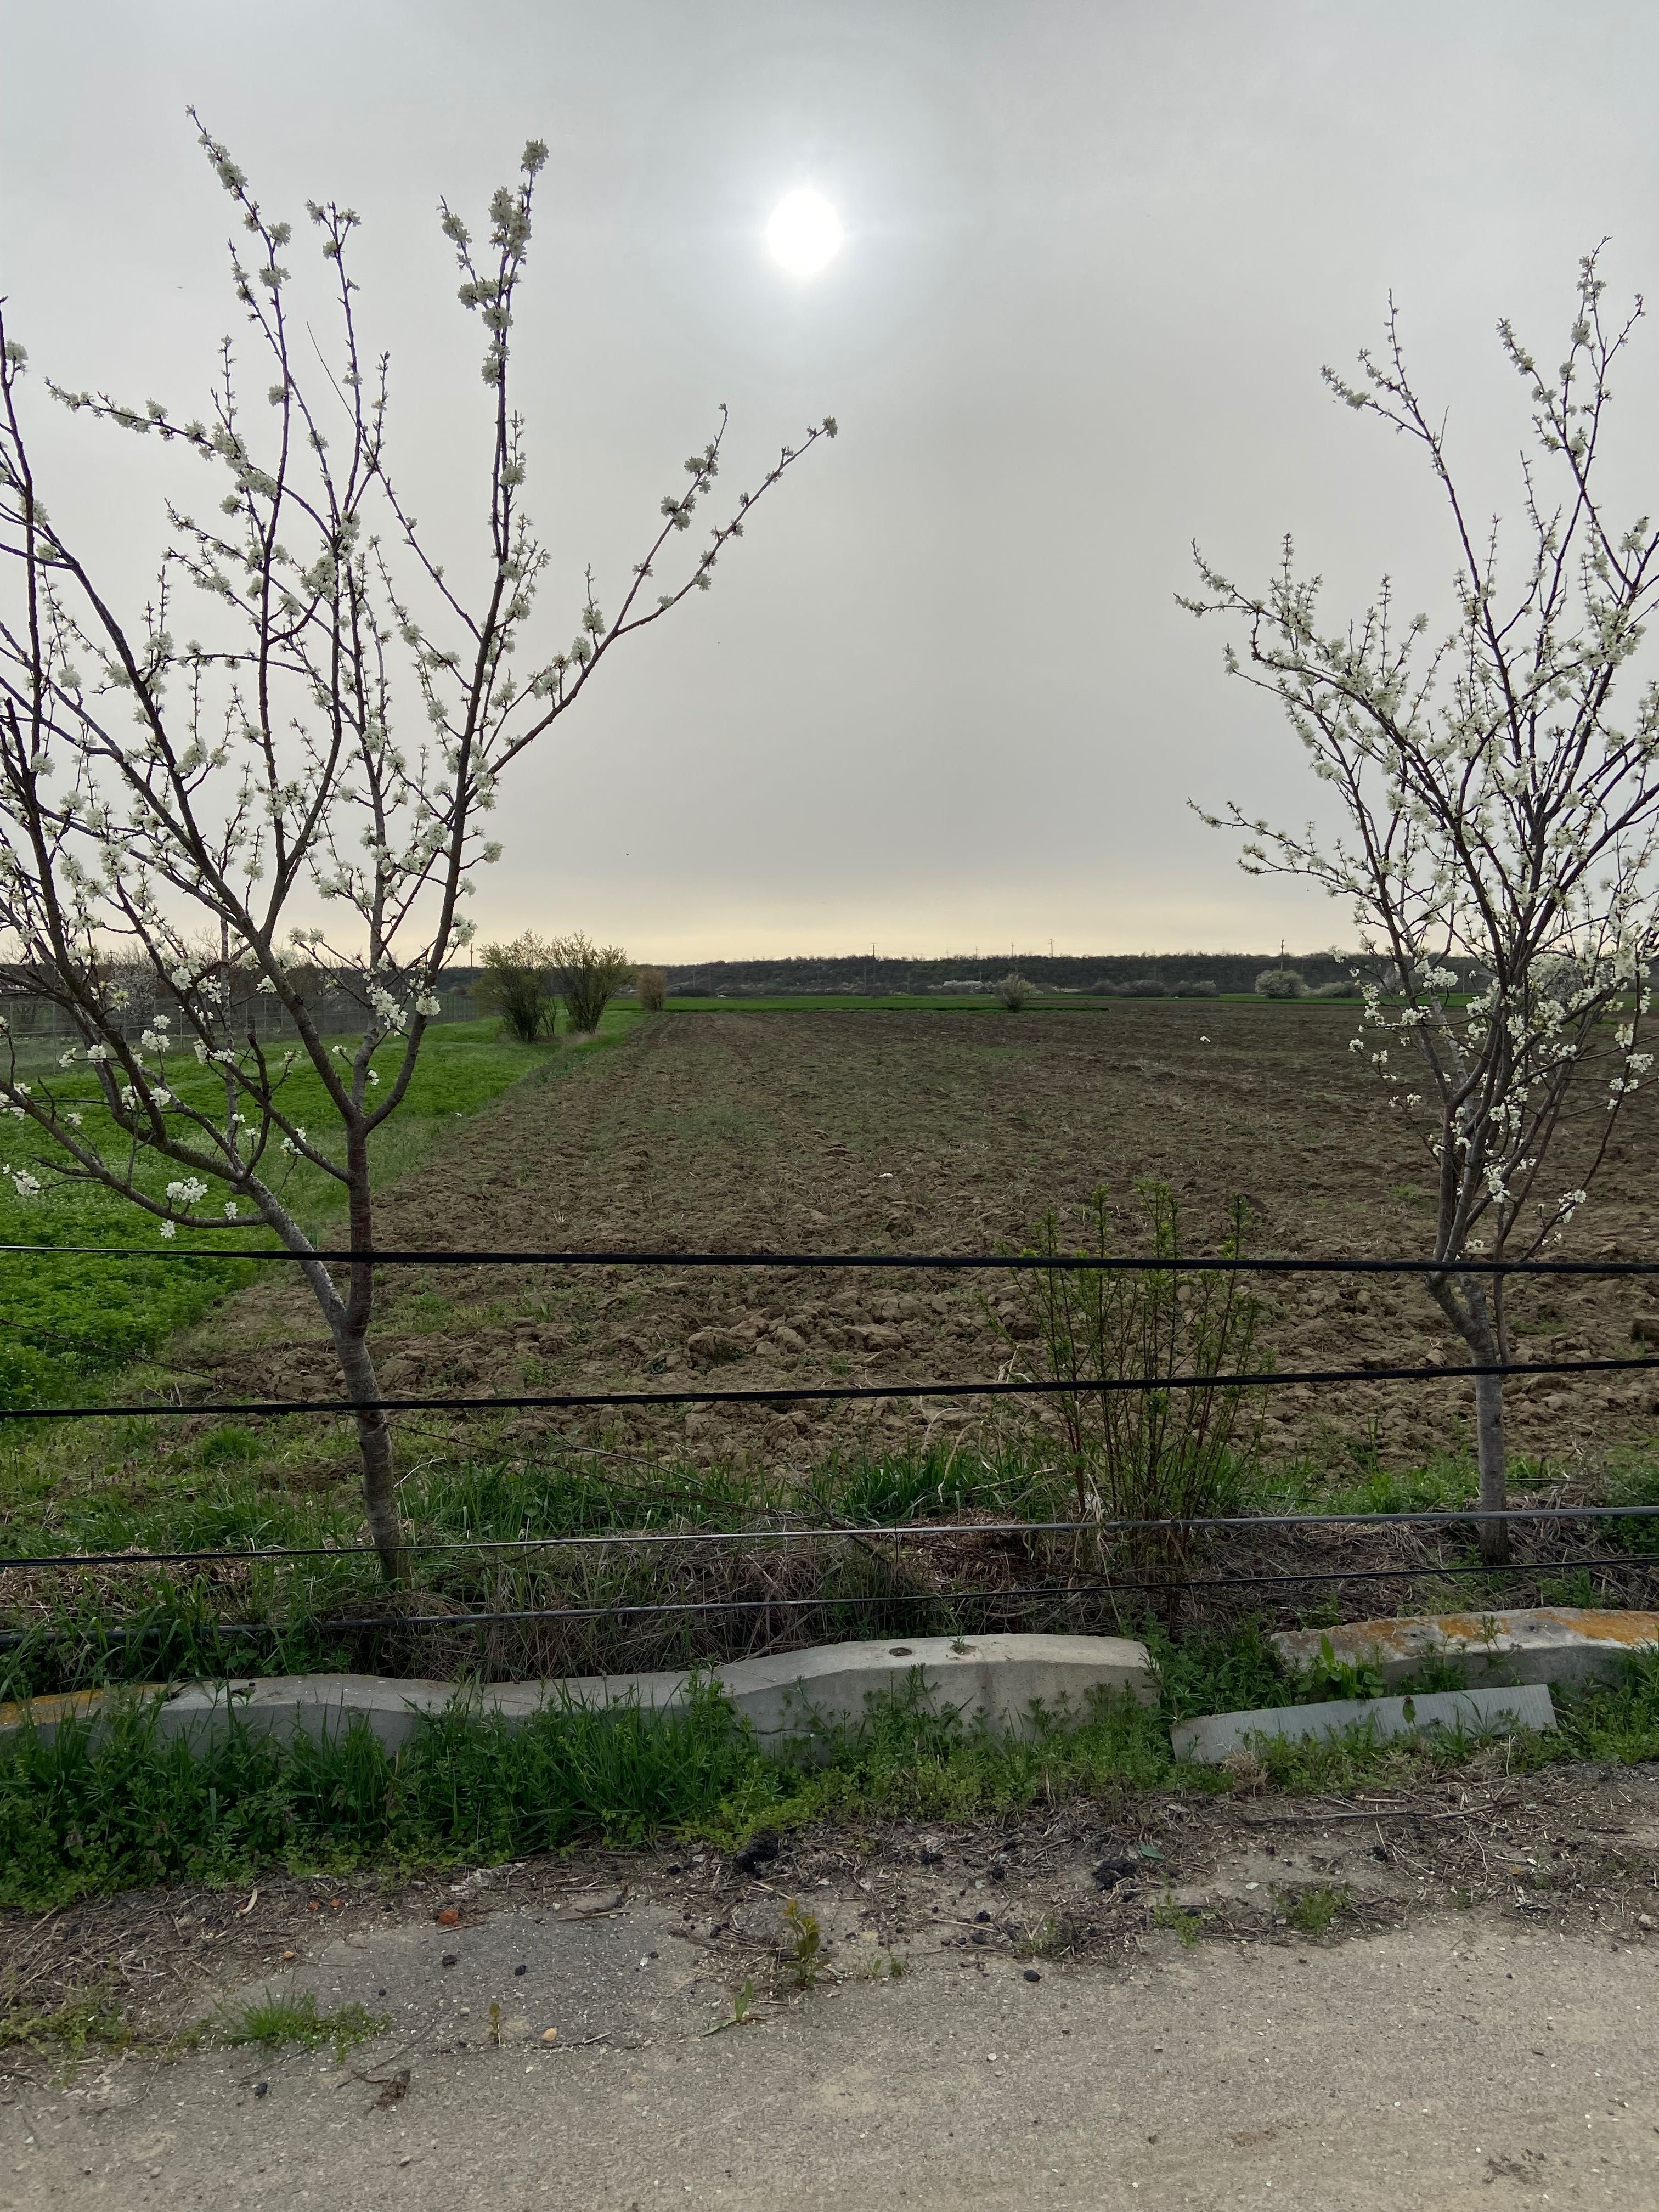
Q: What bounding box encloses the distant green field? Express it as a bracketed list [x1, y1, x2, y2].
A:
[0, 1010, 636, 1410]
[660, 992, 1362, 1012]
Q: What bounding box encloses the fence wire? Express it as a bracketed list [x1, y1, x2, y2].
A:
[2, 1239, 1655, 1647]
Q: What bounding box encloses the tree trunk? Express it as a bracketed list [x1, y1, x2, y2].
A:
[1427, 1269, 1510, 1566]
[1472, 1365, 1511, 1567]
[335, 1327, 410, 1582]
[336, 1125, 409, 1582]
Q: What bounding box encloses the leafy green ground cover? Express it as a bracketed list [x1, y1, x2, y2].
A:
[5, 1652, 1659, 1910]
[0, 1012, 636, 1411]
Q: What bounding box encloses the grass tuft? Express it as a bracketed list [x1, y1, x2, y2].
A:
[210, 1989, 388, 2060]
[1274, 1882, 1351, 1937]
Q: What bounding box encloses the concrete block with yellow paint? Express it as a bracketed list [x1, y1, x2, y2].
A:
[1273, 1607, 1659, 1692]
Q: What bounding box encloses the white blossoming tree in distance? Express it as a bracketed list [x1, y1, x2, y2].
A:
[1183, 252, 1659, 1563]
[0, 120, 834, 1577]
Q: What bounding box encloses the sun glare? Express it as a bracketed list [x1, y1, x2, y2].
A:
[766, 188, 843, 279]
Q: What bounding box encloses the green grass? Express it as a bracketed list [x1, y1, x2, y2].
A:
[0, 1987, 133, 2063]
[5, 1424, 1658, 1702]
[1273, 1881, 1352, 1936]
[7, 1651, 1659, 1911]
[209, 1989, 388, 2059]
[0, 1009, 636, 1412]
[659, 995, 1375, 1013]
[0, 1674, 1175, 1908]
[1150, 1898, 1205, 1947]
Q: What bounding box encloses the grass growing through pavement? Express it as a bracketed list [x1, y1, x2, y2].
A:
[6, 1654, 1659, 1911]
[1273, 1882, 1352, 1937]
[210, 1989, 388, 2059]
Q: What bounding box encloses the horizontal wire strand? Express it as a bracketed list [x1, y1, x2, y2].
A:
[0, 1242, 1656, 1274]
[0, 1349, 1653, 1423]
[7, 1502, 1659, 1573]
[3, 1555, 1654, 1649]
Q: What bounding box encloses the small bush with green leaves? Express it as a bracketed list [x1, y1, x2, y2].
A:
[1254, 968, 1307, 998]
[1006, 1180, 1264, 1566]
[476, 933, 558, 1042]
[550, 934, 634, 1033]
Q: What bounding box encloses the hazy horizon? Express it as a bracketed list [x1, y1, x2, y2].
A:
[7, 1, 1659, 960]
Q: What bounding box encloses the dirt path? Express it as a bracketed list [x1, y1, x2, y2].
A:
[7, 1764, 1659, 2209]
[188, 1005, 1659, 1476]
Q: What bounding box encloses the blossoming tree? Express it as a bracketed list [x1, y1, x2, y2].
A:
[0, 121, 834, 1576]
[1184, 252, 1658, 1561]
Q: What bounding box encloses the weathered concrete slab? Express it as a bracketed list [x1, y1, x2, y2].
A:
[702, 1631, 1154, 1742]
[1171, 1681, 1556, 1765]
[157, 1673, 456, 1754]
[0, 1633, 1154, 1757]
[1273, 1607, 1659, 1692]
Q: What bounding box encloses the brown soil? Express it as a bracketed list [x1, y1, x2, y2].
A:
[188, 1003, 1659, 1477]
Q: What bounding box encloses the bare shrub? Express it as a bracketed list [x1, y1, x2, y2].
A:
[1311, 978, 1358, 999]
[1006, 1180, 1263, 1574]
[1171, 979, 1218, 997]
[1254, 968, 1307, 998]
[550, 935, 634, 1033]
[635, 964, 668, 1013]
[996, 972, 1035, 1011]
[477, 933, 556, 1041]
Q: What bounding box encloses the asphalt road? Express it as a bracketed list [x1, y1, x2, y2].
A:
[3, 1892, 1652, 2210]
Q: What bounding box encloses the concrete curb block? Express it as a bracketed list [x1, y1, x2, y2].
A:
[0, 1632, 1155, 1756]
[1172, 1682, 1557, 1766]
[1272, 1607, 1659, 1692]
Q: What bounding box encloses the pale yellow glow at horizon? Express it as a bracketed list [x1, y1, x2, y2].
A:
[766, 188, 843, 279]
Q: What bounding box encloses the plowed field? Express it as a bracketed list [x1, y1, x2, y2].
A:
[188, 1003, 1659, 1479]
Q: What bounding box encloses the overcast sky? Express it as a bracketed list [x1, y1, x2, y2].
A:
[6, 0, 1659, 959]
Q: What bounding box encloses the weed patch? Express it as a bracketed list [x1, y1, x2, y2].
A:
[0, 1987, 132, 2066]
[1150, 1898, 1204, 1948]
[4, 1653, 1659, 1908]
[210, 1989, 388, 2060]
[1274, 1882, 1351, 1937]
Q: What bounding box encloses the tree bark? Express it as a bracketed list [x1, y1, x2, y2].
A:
[336, 1125, 409, 1583]
[1427, 1269, 1510, 1566]
[334, 1326, 409, 1582]
[1471, 1365, 1511, 1566]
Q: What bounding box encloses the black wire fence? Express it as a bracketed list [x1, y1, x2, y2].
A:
[2, 1241, 1657, 1669]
